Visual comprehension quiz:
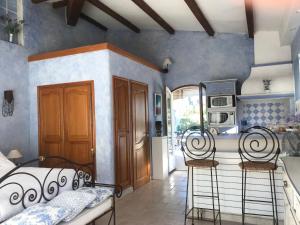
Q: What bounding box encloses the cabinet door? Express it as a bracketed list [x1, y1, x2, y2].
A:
[293, 192, 300, 224]
[286, 207, 298, 225]
[63, 83, 95, 165]
[38, 86, 64, 167]
[206, 80, 236, 96]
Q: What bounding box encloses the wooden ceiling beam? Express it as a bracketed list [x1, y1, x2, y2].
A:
[87, 0, 140, 33]
[184, 0, 214, 36]
[52, 0, 68, 9]
[52, 0, 108, 31]
[31, 0, 48, 3]
[245, 0, 254, 38]
[80, 13, 108, 31]
[131, 0, 175, 35]
[66, 0, 86, 26]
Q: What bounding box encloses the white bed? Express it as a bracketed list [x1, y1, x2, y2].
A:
[0, 154, 120, 225]
[0, 166, 83, 222]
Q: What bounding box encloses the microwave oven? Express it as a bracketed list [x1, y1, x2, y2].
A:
[208, 111, 235, 127]
[209, 95, 234, 108]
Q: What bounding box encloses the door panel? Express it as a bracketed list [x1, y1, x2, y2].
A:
[131, 81, 150, 189]
[165, 86, 176, 172]
[113, 77, 131, 189]
[38, 87, 64, 167]
[64, 84, 94, 164]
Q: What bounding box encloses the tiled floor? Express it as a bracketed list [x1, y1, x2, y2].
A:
[96, 171, 243, 225]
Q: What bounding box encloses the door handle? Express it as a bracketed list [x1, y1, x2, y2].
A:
[91, 148, 95, 156]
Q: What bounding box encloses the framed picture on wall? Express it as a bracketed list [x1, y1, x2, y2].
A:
[154, 93, 162, 117]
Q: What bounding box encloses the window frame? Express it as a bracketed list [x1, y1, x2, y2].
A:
[0, 0, 24, 45]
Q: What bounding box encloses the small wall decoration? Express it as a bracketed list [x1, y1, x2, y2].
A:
[2, 90, 14, 117]
[154, 93, 162, 117]
[263, 79, 271, 93]
[155, 121, 162, 137]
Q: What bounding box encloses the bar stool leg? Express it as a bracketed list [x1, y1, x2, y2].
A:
[269, 171, 276, 225]
[241, 169, 244, 225]
[184, 167, 190, 225]
[244, 170, 247, 224]
[210, 167, 216, 225]
[215, 167, 222, 225]
[191, 167, 194, 225]
[241, 169, 247, 225]
[272, 170, 279, 225]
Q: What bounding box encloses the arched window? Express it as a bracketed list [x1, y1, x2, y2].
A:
[172, 85, 206, 135]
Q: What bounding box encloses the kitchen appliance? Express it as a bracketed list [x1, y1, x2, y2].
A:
[209, 95, 234, 108]
[208, 110, 235, 127]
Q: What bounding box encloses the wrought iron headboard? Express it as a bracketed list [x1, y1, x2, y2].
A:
[238, 126, 281, 165]
[0, 156, 95, 209]
[181, 126, 216, 163]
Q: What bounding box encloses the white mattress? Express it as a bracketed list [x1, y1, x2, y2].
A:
[0, 167, 81, 222]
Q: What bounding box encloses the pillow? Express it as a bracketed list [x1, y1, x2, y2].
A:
[1, 204, 70, 225]
[47, 191, 96, 222]
[0, 152, 16, 177]
[77, 186, 113, 208]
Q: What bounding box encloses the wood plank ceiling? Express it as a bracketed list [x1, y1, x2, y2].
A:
[32, 0, 255, 38]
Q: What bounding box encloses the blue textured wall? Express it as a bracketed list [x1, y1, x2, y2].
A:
[0, 40, 29, 157]
[29, 50, 163, 183]
[105, 30, 254, 92]
[0, 2, 106, 157]
[292, 28, 300, 100]
[23, 1, 105, 54]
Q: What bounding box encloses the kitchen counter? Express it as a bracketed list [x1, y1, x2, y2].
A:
[282, 157, 300, 196]
[212, 133, 284, 152]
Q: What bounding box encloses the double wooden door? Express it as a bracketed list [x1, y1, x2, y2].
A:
[113, 77, 150, 190]
[38, 81, 95, 169]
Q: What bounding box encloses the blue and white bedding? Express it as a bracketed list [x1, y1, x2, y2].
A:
[2, 204, 71, 225]
[77, 186, 113, 208]
[47, 191, 96, 222]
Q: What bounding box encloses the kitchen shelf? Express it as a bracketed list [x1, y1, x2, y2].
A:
[237, 93, 294, 100]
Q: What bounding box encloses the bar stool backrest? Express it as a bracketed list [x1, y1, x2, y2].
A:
[181, 126, 216, 163]
[238, 126, 281, 165]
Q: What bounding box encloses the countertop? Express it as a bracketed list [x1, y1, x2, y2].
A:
[282, 157, 300, 196]
[211, 133, 283, 152]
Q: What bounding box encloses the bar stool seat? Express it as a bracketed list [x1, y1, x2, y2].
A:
[186, 159, 219, 168]
[238, 161, 277, 171]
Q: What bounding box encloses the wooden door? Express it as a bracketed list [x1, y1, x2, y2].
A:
[38, 87, 64, 167]
[113, 77, 131, 189]
[38, 81, 95, 169]
[63, 83, 95, 165]
[130, 81, 150, 189]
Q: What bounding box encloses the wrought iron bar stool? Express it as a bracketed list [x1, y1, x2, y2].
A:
[181, 126, 221, 225]
[238, 126, 280, 225]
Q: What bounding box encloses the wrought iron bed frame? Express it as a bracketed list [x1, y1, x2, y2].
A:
[0, 156, 122, 225]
